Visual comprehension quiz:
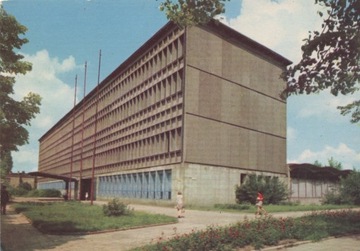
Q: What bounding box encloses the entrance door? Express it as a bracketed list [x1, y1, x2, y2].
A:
[80, 179, 92, 200]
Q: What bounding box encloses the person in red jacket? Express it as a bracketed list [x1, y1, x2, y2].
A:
[255, 192, 267, 217]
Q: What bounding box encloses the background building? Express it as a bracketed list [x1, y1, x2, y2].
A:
[6, 172, 37, 190]
[289, 163, 351, 204]
[37, 20, 291, 206]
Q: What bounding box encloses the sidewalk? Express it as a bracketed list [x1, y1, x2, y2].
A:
[1, 199, 360, 251]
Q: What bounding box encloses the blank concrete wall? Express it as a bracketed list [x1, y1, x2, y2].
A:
[184, 115, 286, 173]
[183, 25, 287, 175]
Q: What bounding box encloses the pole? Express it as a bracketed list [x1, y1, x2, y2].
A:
[90, 50, 102, 205]
[70, 75, 77, 200]
[79, 62, 87, 200]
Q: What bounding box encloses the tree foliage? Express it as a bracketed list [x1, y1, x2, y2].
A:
[0, 7, 41, 176]
[282, 0, 360, 123]
[313, 157, 343, 170]
[339, 170, 360, 205]
[313, 160, 323, 167]
[235, 174, 289, 205]
[0, 150, 12, 181]
[327, 156, 343, 170]
[323, 170, 360, 205]
[159, 0, 229, 28]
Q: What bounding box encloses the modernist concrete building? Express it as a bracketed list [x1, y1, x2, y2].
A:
[37, 20, 291, 206]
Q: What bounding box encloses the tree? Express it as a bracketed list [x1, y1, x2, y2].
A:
[159, 0, 229, 28]
[340, 170, 360, 205]
[235, 174, 288, 205]
[0, 7, 41, 178]
[313, 160, 323, 167]
[323, 170, 360, 205]
[327, 156, 343, 170]
[282, 0, 360, 123]
[0, 150, 12, 181]
[313, 157, 343, 169]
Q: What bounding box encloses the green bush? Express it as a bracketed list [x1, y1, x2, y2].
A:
[340, 171, 360, 205]
[322, 190, 346, 205]
[27, 189, 61, 198]
[8, 186, 29, 196]
[18, 182, 32, 191]
[103, 198, 132, 217]
[323, 170, 360, 205]
[235, 174, 288, 205]
[8, 187, 61, 198]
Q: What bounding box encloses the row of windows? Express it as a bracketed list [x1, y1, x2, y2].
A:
[40, 28, 183, 152]
[40, 126, 182, 176]
[98, 170, 172, 200]
[38, 169, 173, 201]
[39, 100, 182, 170]
[40, 93, 182, 168]
[96, 31, 184, 110]
[38, 181, 66, 190]
[90, 69, 184, 140]
[76, 34, 184, 132]
[97, 53, 184, 113]
[291, 179, 336, 198]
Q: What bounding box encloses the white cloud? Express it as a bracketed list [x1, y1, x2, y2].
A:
[14, 50, 78, 127]
[289, 143, 360, 170]
[221, 0, 325, 62]
[11, 147, 39, 172]
[12, 50, 79, 172]
[289, 91, 360, 123]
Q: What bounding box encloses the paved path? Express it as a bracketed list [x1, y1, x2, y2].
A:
[1, 198, 360, 251]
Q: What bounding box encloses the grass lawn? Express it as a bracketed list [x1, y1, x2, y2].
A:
[12, 201, 177, 234]
[212, 203, 358, 213]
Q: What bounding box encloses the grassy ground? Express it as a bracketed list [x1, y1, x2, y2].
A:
[212, 203, 357, 213]
[12, 201, 177, 234]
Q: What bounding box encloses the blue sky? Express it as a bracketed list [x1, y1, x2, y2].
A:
[2, 0, 359, 172]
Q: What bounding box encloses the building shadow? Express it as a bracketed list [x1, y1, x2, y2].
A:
[1, 206, 86, 251]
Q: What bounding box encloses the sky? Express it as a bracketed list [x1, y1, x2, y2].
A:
[2, 0, 359, 172]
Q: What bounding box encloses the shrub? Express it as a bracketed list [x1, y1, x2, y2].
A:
[103, 198, 132, 217]
[8, 186, 29, 196]
[322, 170, 360, 205]
[27, 189, 61, 198]
[18, 182, 32, 191]
[340, 171, 360, 205]
[235, 174, 288, 205]
[8, 186, 61, 198]
[322, 190, 345, 205]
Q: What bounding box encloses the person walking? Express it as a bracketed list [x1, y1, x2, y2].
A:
[176, 192, 184, 218]
[1, 185, 10, 215]
[255, 192, 267, 217]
